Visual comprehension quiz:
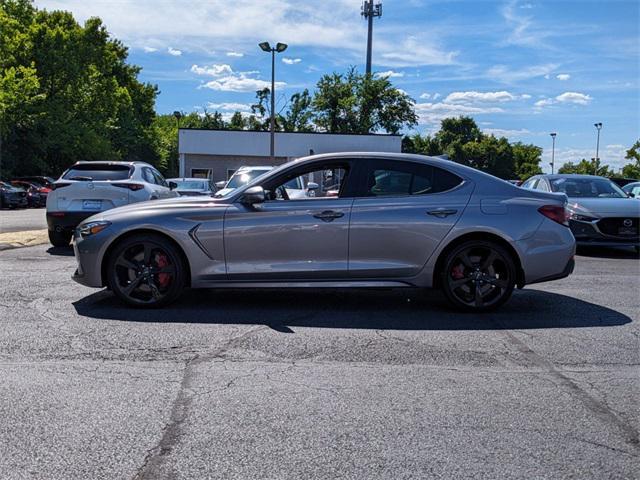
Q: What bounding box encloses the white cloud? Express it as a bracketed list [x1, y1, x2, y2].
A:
[483, 128, 532, 138]
[226, 51, 244, 57]
[419, 93, 432, 100]
[501, 0, 551, 48]
[443, 91, 527, 104]
[556, 91, 592, 104]
[167, 47, 182, 56]
[143, 46, 157, 53]
[487, 63, 558, 83]
[375, 70, 405, 78]
[192, 63, 284, 92]
[190, 64, 233, 76]
[432, 93, 441, 100]
[415, 102, 504, 127]
[378, 35, 458, 67]
[534, 91, 593, 109]
[207, 102, 252, 112]
[556, 73, 571, 81]
[282, 57, 302, 65]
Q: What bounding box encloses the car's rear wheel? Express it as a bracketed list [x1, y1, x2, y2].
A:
[107, 234, 186, 308]
[440, 240, 516, 312]
[48, 229, 72, 247]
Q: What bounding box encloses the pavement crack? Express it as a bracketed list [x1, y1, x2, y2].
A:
[498, 327, 640, 451]
[132, 325, 268, 480]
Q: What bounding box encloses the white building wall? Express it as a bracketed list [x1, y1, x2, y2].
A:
[178, 129, 402, 157]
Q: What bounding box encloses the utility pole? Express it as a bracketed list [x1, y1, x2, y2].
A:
[259, 42, 288, 163]
[594, 122, 602, 175]
[361, 1, 382, 75]
[549, 132, 557, 174]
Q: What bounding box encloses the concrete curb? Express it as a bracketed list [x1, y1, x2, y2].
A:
[0, 229, 49, 251]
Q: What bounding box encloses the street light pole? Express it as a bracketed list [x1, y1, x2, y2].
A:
[259, 42, 288, 163]
[549, 132, 557, 174]
[594, 122, 602, 175]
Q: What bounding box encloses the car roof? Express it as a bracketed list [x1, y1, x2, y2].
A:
[72, 161, 152, 167]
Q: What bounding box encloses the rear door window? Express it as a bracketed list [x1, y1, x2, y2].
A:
[359, 159, 462, 197]
[63, 164, 132, 181]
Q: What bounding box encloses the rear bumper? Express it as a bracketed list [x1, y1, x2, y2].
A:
[527, 257, 575, 285]
[46, 211, 97, 232]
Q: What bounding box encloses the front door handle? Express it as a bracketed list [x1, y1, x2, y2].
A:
[426, 208, 458, 218]
[312, 210, 345, 222]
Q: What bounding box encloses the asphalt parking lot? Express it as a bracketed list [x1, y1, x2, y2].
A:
[0, 207, 47, 233]
[0, 242, 638, 479]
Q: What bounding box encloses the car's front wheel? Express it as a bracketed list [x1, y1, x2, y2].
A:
[107, 233, 186, 308]
[440, 240, 516, 312]
[48, 229, 72, 247]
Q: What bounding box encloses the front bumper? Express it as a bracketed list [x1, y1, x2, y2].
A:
[570, 218, 639, 247]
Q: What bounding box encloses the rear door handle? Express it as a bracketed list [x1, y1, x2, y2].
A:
[426, 208, 458, 218]
[312, 210, 345, 222]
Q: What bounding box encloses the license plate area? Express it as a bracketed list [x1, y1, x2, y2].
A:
[618, 227, 638, 236]
[82, 200, 102, 210]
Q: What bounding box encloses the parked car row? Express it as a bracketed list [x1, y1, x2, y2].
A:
[0, 177, 53, 209]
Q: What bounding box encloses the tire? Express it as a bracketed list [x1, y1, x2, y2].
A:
[106, 233, 186, 308]
[48, 229, 72, 247]
[440, 240, 517, 312]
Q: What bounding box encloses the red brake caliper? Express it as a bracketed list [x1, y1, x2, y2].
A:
[451, 263, 465, 280]
[155, 253, 171, 288]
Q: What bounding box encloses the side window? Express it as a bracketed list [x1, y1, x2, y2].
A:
[264, 163, 350, 201]
[537, 179, 550, 192]
[142, 167, 156, 185]
[152, 169, 168, 187]
[362, 160, 462, 197]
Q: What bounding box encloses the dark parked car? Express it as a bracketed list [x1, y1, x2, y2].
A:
[13, 176, 56, 189]
[0, 181, 28, 209]
[522, 174, 640, 249]
[10, 180, 50, 207]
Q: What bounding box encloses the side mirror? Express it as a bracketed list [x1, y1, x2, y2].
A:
[628, 192, 635, 198]
[168, 181, 178, 190]
[306, 182, 319, 197]
[215, 180, 226, 190]
[240, 186, 265, 205]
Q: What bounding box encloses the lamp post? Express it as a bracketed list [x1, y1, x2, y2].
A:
[259, 41, 288, 163]
[173, 111, 182, 177]
[549, 132, 557, 174]
[594, 122, 602, 175]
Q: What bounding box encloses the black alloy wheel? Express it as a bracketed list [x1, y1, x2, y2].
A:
[107, 234, 186, 307]
[441, 240, 516, 312]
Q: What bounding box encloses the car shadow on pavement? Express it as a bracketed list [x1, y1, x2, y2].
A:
[576, 246, 639, 259]
[73, 288, 632, 331]
[46, 246, 74, 257]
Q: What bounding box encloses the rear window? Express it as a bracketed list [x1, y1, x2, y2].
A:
[62, 163, 132, 181]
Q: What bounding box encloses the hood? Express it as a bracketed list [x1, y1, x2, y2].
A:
[568, 197, 640, 216]
[176, 189, 208, 196]
[93, 195, 228, 221]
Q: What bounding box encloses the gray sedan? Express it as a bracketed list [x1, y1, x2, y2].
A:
[71, 153, 575, 311]
[522, 174, 640, 249]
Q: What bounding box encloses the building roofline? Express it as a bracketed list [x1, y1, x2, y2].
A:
[178, 127, 402, 137]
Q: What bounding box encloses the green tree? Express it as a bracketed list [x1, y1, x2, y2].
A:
[461, 135, 515, 179]
[401, 133, 441, 155]
[558, 158, 614, 177]
[512, 142, 543, 180]
[279, 89, 314, 132]
[312, 68, 417, 134]
[228, 111, 246, 130]
[0, 0, 158, 177]
[620, 139, 640, 178]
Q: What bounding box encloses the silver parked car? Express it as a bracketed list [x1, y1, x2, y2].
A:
[522, 174, 640, 249]
[72, 153, 576, 311]
[166, 178, 214, 196]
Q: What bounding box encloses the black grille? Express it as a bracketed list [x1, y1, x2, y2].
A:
[597, 217, 639, 236]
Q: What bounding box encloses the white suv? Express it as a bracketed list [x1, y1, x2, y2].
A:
[46, 161, 178, 246]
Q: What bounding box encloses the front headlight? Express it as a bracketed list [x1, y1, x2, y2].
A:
[78, 221, 111, 237]
[570, 213, 597, 222]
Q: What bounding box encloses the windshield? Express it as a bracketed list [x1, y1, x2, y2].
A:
[62, 164, 132, 181]
[175, 180, 208, 190]
[226, 169, 271, 189]
[550, 177, 627, 198]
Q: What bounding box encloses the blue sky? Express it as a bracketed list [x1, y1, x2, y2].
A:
[36, 0, 639, 171]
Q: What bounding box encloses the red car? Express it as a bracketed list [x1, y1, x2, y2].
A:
[10, 180, 50, 208]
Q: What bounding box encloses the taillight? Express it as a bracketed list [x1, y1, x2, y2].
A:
[50, 182, 71, 190]
[538, 205, 569, 226]
[113, 183, 145, 191]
